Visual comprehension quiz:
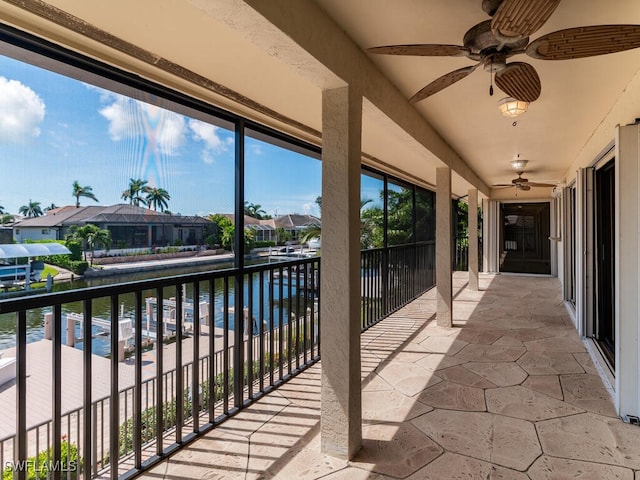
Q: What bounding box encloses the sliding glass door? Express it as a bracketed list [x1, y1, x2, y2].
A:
[500, 202, 551, 274]
[594, 159, 615, 366]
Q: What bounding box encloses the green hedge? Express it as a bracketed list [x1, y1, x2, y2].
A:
[118, 362, 263, 458]
[2, 440, 80, 480]
[38, 255, 88, 275]
[254, 241, 276, 248]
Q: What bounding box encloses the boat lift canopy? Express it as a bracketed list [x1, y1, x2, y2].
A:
[0, 243, 71, 259]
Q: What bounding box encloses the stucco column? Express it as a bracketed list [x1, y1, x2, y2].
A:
[320, 86, 362, 459]
[436, 167, 452, 327]
[616, 124, 640, 420]
[468, 188, 479, 291]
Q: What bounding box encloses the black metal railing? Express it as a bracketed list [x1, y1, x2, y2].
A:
[361, 241, 435, 330]
[453, 236, 483, 272]
[0, 244, 435, 479]
[0, 257, 320, 480]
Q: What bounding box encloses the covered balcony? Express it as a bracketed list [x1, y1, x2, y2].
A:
[134, 272, 636, 479]
[1, 0, 640, 479]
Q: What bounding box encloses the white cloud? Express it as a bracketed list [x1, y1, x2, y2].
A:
[99, 94, 186, 154]
[189, 119, 231, 164]
[0, 77, 45, 144]
[249, 144, 264, 156]
[302, 202, 314, 214]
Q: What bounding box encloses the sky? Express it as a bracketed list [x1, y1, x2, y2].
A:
[0, 53, 326, 218]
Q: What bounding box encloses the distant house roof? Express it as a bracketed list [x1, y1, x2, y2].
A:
[274, 214, 321, 229]
[14, 204, 211, 228]
[220, 214, 276, 229]
[218, 214, 320, 230]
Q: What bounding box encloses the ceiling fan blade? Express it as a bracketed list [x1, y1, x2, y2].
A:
[492, 0, 561, 40]
[524, 182, 556, 187]
[495, 62, 541, 102]
[409, 65, 478, 103]
[519, 185, 532, 191]
[492, 184, 516, 187]
[527, 25, 640, 60]
[367, 44, 470, 57]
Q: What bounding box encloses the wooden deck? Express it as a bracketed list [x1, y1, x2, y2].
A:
[0, 324, 235, 458]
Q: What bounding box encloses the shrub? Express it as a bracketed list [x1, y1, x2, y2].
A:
[2, 440, 81, 480]
[254, 241, 275, 248]
[118, 394, 190, 457]
[65, 240, 83, 261]
[204, 234, 218, 248]
[39, 255, 88, 275]
[117, 363, 265, 457]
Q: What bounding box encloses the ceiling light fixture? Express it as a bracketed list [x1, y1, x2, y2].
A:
[498, 97, 529, 117]
[510, 158, 529, 171]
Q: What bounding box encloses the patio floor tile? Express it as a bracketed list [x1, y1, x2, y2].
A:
[528, 456, 635, 480]
[137, 273, 636, 480]
[485, 385, 583, 421]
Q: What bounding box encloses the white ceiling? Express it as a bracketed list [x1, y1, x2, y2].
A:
[315, 0, 640, 188]
[3, 0, 640, 197]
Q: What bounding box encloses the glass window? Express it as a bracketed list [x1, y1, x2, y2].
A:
[387, 179, 414, 246]
[360, 171, 384, 249]
[415, 188, 435, 242]
[244, 128, 321, 261]
[0, 50, 235, 277]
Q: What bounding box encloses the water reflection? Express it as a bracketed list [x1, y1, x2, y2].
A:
[0, 259, 313, 355]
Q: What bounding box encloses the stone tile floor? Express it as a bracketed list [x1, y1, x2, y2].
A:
[138, 273, 640, 479]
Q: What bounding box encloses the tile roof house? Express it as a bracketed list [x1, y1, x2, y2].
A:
[221, 213, 320, 243]
[13, 204, 213, 248]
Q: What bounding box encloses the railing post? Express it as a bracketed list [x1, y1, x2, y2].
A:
[133, 290, 143, 468]
[468, 188, 479, 290]
[109, 295, 119, 480]
[223, 277, 230, 414]
[192, 281, 200, 430]
[52, 304, 62, 480]
[15, 311, 27, 480]
[175, 284, 183, 442]
[83, 299, 93, 478]
[208, 280, 216, 423]
[233, 271, 244, 409]
[155, 287, 164, 455]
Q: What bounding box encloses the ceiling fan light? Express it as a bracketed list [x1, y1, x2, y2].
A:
[510, 158, 529, 170]
[498, 97, 529, 117]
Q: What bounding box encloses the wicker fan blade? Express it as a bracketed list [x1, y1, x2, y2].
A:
[492, 0, 561, 40]
[527, 25, 640, 60]
[492, 184, 516, 187]
[524, 182, 556, 187]
[495, 62, 541, 102]
[367, 44, 470, 57]
[519, 185, 532, 191]
[409, 65, 478, 103]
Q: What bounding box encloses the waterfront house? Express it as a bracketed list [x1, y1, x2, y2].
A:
[2, 2, 640, 479]
[221, 213, 320, 244]
[13, 204, 212, 248]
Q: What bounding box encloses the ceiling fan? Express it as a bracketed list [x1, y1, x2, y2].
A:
[492, 170, 556, 191]
[367, 0, 640, 104]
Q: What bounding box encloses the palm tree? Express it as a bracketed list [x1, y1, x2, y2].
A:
[19, 199, 43, 218]
[0, 204, 4, 215]
[145, 187, 171, 212]
[121, 178, 149, 207]
[44, 203, 59, 212]
[66, 224, 111, 264]
[300, 198, 372, 245]
[72, 181, 99, 208]
[0, 214, 14, 225]
[244, 202, 271, 219]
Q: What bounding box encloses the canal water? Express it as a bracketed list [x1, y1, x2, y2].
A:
[0, 258, 315, 355]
